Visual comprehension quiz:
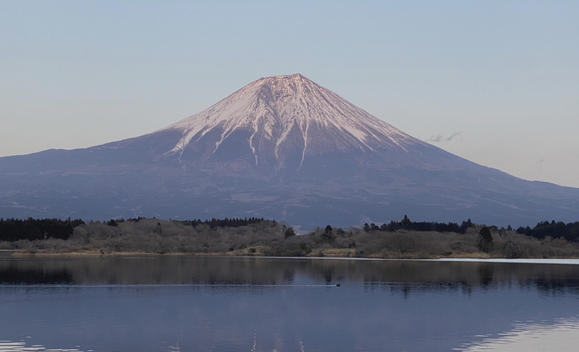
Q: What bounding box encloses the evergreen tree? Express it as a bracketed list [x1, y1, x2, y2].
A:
[284, 227, 296, 239]
[477, 226, 493, 252]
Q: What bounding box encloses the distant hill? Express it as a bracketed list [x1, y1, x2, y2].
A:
[1, 74, 578, 228]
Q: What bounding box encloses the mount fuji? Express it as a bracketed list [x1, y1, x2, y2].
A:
[1, 74, 578, 228]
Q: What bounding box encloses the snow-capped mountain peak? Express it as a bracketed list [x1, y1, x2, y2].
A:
[162, 74, 424, 166]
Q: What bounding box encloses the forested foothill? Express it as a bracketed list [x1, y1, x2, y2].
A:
[1, 216, 579, 258]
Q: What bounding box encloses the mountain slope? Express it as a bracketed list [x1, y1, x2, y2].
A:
[1, 74, 578, 228]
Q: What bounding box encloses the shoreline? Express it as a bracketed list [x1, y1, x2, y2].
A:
[4, 250, 579, 264]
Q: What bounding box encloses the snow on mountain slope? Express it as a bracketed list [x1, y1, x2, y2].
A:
[161, 74, 425, 166]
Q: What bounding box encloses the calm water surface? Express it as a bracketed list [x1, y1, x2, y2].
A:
[0, 256, 578, 352]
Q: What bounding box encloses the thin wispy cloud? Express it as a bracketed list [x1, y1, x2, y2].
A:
[427, 132, 462, 143]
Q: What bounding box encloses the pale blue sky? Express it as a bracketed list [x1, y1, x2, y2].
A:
[1, 1, 578, 187]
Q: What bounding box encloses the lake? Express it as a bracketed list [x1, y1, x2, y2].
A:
[0, 256, 578, 352]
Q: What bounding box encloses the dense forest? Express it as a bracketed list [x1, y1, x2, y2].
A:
[1, 216, 579, 259]
[0, 218, 85, 241]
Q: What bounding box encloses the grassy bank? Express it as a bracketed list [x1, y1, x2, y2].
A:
[2, 218, 579, 259]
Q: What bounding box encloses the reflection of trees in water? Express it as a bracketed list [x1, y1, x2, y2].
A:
[322, 267, 335, 283]
[478, 264, 494, 287]
[364, 281, 468, 299]
[283, 268, 295, 283]
[0, 264, 73, 284]
[524, 278, 579, 296]
[1, 258, 578, 297]
[360, 262, 579, 297]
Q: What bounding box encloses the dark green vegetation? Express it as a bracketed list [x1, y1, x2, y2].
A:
[1, 217, 579, 258]
[0, 218, 85, 241]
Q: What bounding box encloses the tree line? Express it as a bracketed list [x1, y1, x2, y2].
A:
[362, 215, 471, 234]
[0, 216, 579, 259]
[0, 218, 85, 241]
[516, 220, 579, 242]
[107, 217, 272, 229]
[0, 216, 578, 251]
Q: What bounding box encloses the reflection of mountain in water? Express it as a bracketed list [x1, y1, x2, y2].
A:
[459, 317, 579, 352]
[0, 340, 86, 352]
[1, 257, 579, 296]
